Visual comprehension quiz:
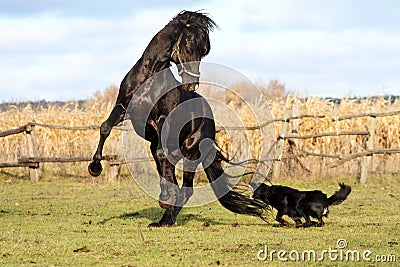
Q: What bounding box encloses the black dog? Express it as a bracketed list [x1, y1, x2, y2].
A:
[251, 183, 351, 227]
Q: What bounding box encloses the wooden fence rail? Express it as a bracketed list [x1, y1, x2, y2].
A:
[0, 124, 32, 138]
[1, 103, 399, 183]
[0, 122, 119, 182]
[270, 98, 400, 183]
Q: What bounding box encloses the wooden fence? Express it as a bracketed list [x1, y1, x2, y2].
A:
[218, 97, 400, 182]
[268, 99, 400, 183]
[1, 103, 399, 183]
[0, 122, 123, 182]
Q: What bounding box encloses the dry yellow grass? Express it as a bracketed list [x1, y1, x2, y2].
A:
[201, 88, 400, 179]
[0, 84, 399, 180]
[272, 96, 400, 178]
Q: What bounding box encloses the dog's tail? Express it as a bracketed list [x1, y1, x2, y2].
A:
[327, 183, 352, 206]
[203, 149, 270, 218]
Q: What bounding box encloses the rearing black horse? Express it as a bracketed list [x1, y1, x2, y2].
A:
[89, 11, 216, 176]
[89, 11, 269, 226]
[125, 60, 268, 227]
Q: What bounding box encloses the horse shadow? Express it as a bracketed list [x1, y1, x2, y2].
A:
[97, 206, 225, 226]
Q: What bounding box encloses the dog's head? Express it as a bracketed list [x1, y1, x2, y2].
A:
[251, 183, 271, 204]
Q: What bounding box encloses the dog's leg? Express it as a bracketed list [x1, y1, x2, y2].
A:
[276, 211, 290, 227]
[277, 217, 290, 227]
[293, 218, 303, 228]
[316, 218, 324, 227]
[302, 216, 317, 227]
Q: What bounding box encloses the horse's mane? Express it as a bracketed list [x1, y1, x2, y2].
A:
[170, 10, 218, 32]
[169, 10, 218, 57]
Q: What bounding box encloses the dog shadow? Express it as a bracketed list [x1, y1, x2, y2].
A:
[98, 206, 225, 226]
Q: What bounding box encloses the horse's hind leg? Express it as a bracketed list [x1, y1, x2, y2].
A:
[148, 151, 179, 227]
[175, 168, 195, 208]
[151, 170, 195, 227]
[166, 168, 196, 224]
[149, 140, 179, 211]
[88, 104, 125, 176]
[157, 158, 179, 210]
[166, 151, 202, 219]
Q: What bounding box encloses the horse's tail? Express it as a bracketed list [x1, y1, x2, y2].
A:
[203, 150, 270, 218]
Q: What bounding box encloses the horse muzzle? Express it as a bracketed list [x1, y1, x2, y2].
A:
[180, 67, 200, 92]
[182, 82, 199, 92]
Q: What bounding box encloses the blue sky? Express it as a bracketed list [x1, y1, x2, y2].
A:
[1, 0, 399, 101]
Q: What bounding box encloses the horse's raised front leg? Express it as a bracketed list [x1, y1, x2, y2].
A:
[88, 104, 125, 176]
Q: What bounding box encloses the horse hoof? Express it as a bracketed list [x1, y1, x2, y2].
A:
[148, 222, 160, 228]
[148, 222, 173, 228]
[158, 192, 176, 209]
[88, 161, 102, 177]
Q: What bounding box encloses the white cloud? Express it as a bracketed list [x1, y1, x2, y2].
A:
[207, 2, 400, 97]
[0, 10, 175, 101]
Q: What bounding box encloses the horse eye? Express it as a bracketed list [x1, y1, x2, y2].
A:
[185, 40, 193, 50]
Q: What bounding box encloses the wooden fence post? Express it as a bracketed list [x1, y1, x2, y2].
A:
[288, 96, 299, 174]
[291, 95, 299, 147]
[360, 114, 377, 183]
[25, 123, 40, 182]
[272, 96, 291, 180]
[106, 128, 125, 183]
[106, 155, 120, 183]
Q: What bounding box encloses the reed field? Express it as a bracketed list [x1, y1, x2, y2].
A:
[0, 84, 399, 181]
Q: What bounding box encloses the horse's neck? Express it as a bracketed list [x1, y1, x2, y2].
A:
[119, 25, 180, 106]
[123, 35, 173, 87]
[140, 53, 171, 74]
[140, 26, 177, 74]
[120, 55, 171, 104]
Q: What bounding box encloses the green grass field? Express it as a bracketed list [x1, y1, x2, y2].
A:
[0, 174, 399, 266]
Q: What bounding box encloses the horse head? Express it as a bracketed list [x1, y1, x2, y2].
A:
[170, 11, 217, 92]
